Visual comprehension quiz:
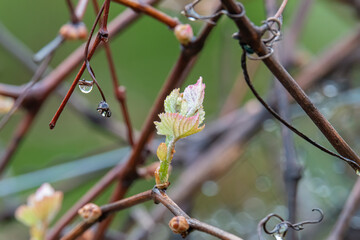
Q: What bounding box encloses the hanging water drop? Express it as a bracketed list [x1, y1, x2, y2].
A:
[272, 223, 288, 240]
[188, 17, 196, 21]
[273, 233, 285, 240]
[356, 169, 360, 176]
[78, 79, 94, 94]
[97, 101, 111, 118]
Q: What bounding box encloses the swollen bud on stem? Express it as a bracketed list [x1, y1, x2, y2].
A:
[169, 216, 189, 234]
[59, 22, 88, 40]
[157, 142, 167, 162]
[174, 24, 194, 45]
[154, 77, 205, 188]
[0, 96, 14, 113]
[78, 203, 102, 223]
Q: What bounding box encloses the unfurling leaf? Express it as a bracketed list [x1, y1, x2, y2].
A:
[164, 89, 181, 113]
[15, 183, 63, 240]
[153, 77, 206, 188]
[180, 77, 205, 119]
[155, 112, 204, 140]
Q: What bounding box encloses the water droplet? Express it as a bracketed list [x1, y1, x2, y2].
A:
[350, 215, 360, 229]
[323, 83, 338, 98]
[273, 233, 285, 240]
[101, 111, 111, 117]
[201, 181, 219, 197]
[309, 92, 324, 104]
[263, 119, 277, 132]
[188, 17, 196, 21]
[356, 169, 360, 176]
[97, 101, 111, 118]
[272, 223, 288, 240]
[78, 79, 93, 94]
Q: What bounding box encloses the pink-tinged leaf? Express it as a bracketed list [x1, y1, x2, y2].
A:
[155, 113, 204, 140]
[34, 183, 55, 202]
[180, 77, 205, 117]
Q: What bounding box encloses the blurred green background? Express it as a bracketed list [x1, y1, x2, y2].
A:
[0, 0, 360, 239]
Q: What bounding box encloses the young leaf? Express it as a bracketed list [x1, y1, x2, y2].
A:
[153, 77, 206, 188]
[164, 89, 181, 113]
[180, 77, 205, 118]
[155, 112, 204, 140]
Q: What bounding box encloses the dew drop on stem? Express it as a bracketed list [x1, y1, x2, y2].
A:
[78, 79, 94, 94]
[97, 101, 111, 118]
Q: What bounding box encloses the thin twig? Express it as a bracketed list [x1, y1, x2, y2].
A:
[280, 0, 314, 65]
[0, 20, 133, 144]
[0, 54, 53, 131]
[92, 0, 135, 146]
[263, 1, 306, 239]
[83, 1, 107, 102]
[66, 0, 80, 23]
[327, 179, 360, 240]
[112, 0, 179, 28]
[62, 188, 243, 240]
[75, 0, 89, 19]
[127, 25, 360, 239]
[49, 35, 102, 129]
[274, 0, 288, 18]
[61, 190, 153, 240]
[92, 9, 223, 238]
[49, 0, 107, 127]
[0, 22, 38, 73]
[48, 10, 220, 239]
[33, 0, 89, 62]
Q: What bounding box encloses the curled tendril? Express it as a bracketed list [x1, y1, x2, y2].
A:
[182, 0, 245, 24]
[246, 47, 274, 60]
[258, 209, 324, 240]
[231, 13, 282, 61]
[261, 17, 282, 47]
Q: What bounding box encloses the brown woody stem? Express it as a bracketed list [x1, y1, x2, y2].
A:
[62, 188, 243, 240]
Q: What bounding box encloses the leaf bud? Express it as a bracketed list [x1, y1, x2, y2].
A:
[169, 216, 189, 234]
[174, 24, 193, 45]
[78, 203, 102, 223]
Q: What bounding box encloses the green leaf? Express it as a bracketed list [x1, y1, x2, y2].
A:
[198, 106, 205, 125]
[164, 89, 180, 113]
[15, 206, 38, 227]
[155, 112, 205, 140]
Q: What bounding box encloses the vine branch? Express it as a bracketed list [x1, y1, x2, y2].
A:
[62, 188, 243, 240]
[220, 0, 360, 172]
[112, 0, 179, 28]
